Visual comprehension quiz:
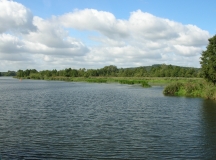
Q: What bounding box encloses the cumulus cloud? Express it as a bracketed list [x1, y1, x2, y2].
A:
[0, 33, 29, 62]
[0, 33, 24, 53]
[0, 1, 89, 68]
[57, 9, 129, 39]
[129, 11, 179, 40]
[0, 0, 36, 33]
[0, 1, 211, 71]
[23, 16, 89, 56]
[57, 9, 209, 58]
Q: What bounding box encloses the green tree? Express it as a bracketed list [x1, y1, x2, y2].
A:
[78, 68, 86, 77]
[200, 35, 216, 84]
[17, 70, 24, 77]
[64, 68, 71, 77]
[51, 69, 57, 76]
[99, 65, 118, 76]
[134, 67, 148, 77]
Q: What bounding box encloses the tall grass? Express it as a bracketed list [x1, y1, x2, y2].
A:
[117, 79, 151, 87]
[163, 82, 184, 95]
[163, 80, 216, 100]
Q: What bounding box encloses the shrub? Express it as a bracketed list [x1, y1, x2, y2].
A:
[163, 82, 183, 95]
[141, 81, 151, 88]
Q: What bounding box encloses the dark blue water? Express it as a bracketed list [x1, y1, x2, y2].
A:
[0, 77, 216, 159]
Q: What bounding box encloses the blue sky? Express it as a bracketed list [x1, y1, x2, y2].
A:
[0, 0, 215, 71]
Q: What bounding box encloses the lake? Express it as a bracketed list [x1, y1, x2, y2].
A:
[0, 77, 216, 159]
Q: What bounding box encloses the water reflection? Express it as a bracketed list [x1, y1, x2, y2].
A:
[201, 100, 216, 159]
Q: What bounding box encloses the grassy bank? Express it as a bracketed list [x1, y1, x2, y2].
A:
[16, 76, 152, 88]
[39, 76, 201, 88]
[163, 80, 216, 100]
[59, 77, 151, 88]
[16, 76, 202, 86]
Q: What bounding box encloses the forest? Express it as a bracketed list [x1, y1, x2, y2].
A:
[15, 64, 200, 79]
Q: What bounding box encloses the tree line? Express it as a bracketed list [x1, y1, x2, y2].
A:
[15, 64, 201, 79]
[0, 71, 16, 76]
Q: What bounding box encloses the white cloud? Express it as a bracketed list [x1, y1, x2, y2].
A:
[57, 9, 209, 58]
[0, 0, 36, 33]
[173, 45, 202, 56]
[0, 2, 211, 71]
[57, 9, 129, 39]
[129, 11, 179, 40]
[0, 33, 29, 61]
[23, 16, 89, 56]
[0, 33, 24, 53]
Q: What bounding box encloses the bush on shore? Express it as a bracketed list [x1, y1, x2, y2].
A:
[163, 81, 216, 100]
[118, 79, 151, 87]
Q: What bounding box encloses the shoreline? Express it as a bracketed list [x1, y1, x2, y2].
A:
[14, 76, 216, 100]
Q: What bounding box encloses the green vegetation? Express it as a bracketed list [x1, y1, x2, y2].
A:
[163, 80, 216, 100]
[200, 35, 216, 84]
[16, 64, 201, 80]
[163, 34, 216, 100]
[117, 79, 151, 87]
[0, 70, 16, 76]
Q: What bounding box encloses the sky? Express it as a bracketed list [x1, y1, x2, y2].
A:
[0, 0, 216, 71]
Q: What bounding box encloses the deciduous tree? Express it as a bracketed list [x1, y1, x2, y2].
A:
[200, 35, 216, 84]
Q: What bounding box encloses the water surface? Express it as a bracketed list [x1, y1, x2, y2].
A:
[0, 77, 216, 159]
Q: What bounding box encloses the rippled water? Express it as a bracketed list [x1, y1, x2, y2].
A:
[0, 77, 216, 159]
